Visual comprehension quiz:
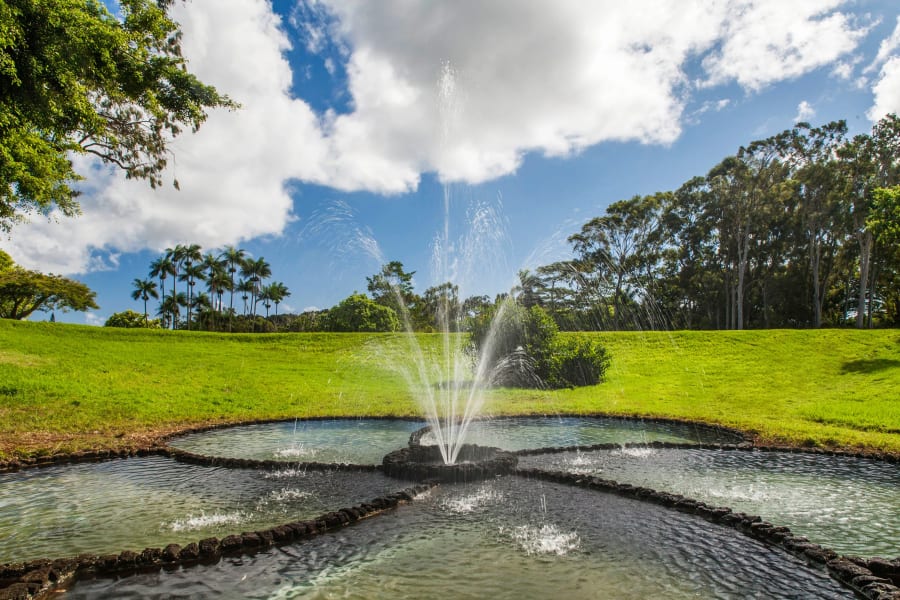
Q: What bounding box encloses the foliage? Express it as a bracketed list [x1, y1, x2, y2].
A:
[468, 301, 608, 388]
[515, 114, 900, 331]
[548, 336, 611, 387]
[0, 251, 97, 319]
[366, 261, 416, 318]
[328, 293, 400, 332]
[869, 187, 900, 245]
[105, 309, 160, 328]
[0, 0, 236, 231]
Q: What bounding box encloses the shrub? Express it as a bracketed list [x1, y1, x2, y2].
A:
[548, 336, 611, 387]
[468, 301, 608, 388]
[104, 310, 161, 328]
[328, 293, 400, 332]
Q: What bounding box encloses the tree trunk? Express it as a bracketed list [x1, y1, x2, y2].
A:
[856, 230, 873, 329]
[810, 237, 822, 328]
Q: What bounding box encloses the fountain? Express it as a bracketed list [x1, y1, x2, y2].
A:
[1, 67, 899, 600]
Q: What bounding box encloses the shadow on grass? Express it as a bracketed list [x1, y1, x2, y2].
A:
[840, 358, 900, 374]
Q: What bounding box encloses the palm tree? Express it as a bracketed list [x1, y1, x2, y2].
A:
[192, 292, 213, 330]
[267, 281, 291, 317]
[220, 245, 247, 326]
[182, 244, 202, 280]
[148, 256, 174, 311]
[236, 279, 254, 316]
[179, 262, 207, 330]
[241, 256, 272, 317]
[130, 278, 159, 326]
[259, 285, 273, 319]
[207, 269, 231, 313]
[159, 292, 187, 330]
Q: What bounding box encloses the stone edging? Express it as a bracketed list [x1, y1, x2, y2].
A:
[0, 483, 435, 600]
[4, 413, 898, 473]
[513, 440, 900, 463]
[159, 445, 384, 472]
[515, 467, 900, 600]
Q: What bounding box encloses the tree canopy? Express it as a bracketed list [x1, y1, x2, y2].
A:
[0, 0, 236, 231]
[0, 250, 98, 319]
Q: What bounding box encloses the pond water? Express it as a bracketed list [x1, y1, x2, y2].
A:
[519, 447, 900, 556]
[418, 416, 742, 451]
[63, 477, 851, 600]
[168, 419, 424, 464]
[0, 456, 401, 564]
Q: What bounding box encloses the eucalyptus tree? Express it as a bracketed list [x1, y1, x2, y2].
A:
[783, 121, 847, 327]
[130, 278, 159, 326]
[568, 194, 662, 330]
[839, 114, 900, 327]
[712, 143, 782, 329]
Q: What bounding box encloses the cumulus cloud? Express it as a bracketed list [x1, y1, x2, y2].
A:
[867, 18, 900, 121]
[701, 0, 867, 90]
[869, 57, 900, 121]
[795, 101, 816, 123]
[6, 0, 871, 274]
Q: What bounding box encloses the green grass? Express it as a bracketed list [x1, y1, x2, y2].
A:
[1, 320, 898, 460]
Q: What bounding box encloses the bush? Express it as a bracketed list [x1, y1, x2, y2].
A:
[328, 293, 400, 332]
[468, 301, 608, 388]
[548, 336, 610, 387]
[105, 310, 161, 328]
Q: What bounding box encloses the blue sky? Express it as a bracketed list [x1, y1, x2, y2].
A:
[6, 0, 900, 324]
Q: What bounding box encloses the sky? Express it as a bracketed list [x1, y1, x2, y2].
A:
[5, 0, 900, 324]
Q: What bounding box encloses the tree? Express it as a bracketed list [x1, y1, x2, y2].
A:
[236, 278, 254, 316]
[0, 251, 98, 319]
[0, 0, 236, 231]
[148, 255, 174, 313]
[265, 281, 290, 317]
[785, 121, 847, 328]
[130, 278, 159, 326]
[178, 262, 205, 329]
[105, 309, 160, 328]
[844, 115, 900, 328]
[328, 293, 400, 332]
[568, 194, 662, 329]
[420, 281, 459, 331]
[241, 256, 271, 317]
[159, 291, 187, 329]
[366, 261, 417, 320]
[219, 245, 246, 326]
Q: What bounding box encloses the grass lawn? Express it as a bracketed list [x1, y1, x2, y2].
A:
[1, 319, 898, 461]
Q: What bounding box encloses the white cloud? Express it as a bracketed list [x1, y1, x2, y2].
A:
[701, 0, 867, 90]
[869, 57, 900, 121]
[868, 16, 900, 72]
[795, 100, 816, 122]
[6, 0, 870, 274]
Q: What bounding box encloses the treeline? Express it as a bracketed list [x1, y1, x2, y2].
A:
[520, 115, 900, 330]
[120, 244, 290, 331]
[117, 114, 900, 333]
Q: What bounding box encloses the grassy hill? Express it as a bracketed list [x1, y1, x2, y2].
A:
[1, 319, 898, 460]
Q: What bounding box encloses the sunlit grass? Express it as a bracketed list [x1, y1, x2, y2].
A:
[0, 320, 898, 460]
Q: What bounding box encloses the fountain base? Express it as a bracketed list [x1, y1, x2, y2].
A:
[382, 443, 517, 483]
